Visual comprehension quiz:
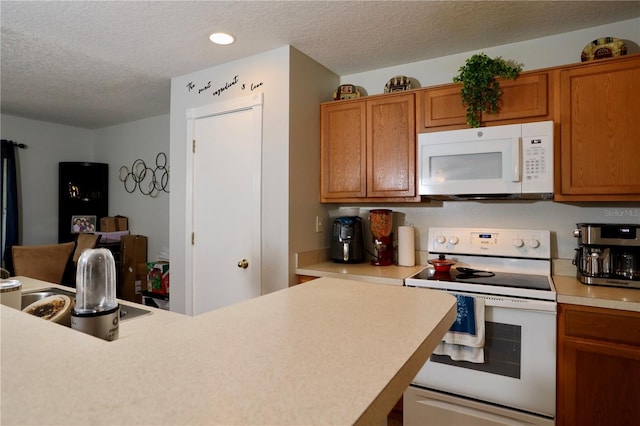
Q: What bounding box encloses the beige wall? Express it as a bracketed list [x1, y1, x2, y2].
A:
[288, 47, 339, 283]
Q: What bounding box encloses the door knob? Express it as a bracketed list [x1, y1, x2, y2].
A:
[237, 259, 249, 269]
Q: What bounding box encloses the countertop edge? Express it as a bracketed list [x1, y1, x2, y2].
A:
[295, 261, 427, 285]
[553, 275, 640, 313]
[355, 302, 457, 425]
[295, 267, 406, 285]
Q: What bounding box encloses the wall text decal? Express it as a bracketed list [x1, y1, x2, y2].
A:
[186, 74, 264, 96]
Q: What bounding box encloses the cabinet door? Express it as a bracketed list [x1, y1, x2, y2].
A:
[557, 304, 640, 426]
[320, 101, 367, 201]
[367, 93, 417, 198]
[558, 56, 640, 201]
[483, 73, 549, 122]
[417, 72, 551, 131]
[418, 85, 467, 129]
[560, 339, 640, 425]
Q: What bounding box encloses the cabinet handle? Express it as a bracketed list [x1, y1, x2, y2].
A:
[237, 259, 249, 269]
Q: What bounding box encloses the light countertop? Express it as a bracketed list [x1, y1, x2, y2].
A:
[296, 261, 427, 285]
[1, 276, 456, 425]
[554, 275, 640, 313]
[295, 249, 427, 285]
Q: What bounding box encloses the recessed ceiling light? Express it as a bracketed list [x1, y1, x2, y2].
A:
[209, 32, 235, 45]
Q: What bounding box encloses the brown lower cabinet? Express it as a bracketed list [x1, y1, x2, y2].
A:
[557, 304, 640, 425]
[294, 275, 319, 285]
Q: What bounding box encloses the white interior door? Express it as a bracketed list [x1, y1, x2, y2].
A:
[187, 94, 262, 315]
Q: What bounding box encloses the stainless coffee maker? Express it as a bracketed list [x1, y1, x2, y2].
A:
[574, 223, 640, 288]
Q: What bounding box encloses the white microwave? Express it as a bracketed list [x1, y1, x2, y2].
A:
[418, 121, 554, 200]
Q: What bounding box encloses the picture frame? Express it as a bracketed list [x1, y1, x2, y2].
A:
[71, 215, 97, 233]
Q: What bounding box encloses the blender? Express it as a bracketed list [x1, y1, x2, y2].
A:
[71, 248, 120, 341]
[369, 209, 394, 266]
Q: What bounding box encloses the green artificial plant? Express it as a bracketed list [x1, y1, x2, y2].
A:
[453, 53, 523, 127]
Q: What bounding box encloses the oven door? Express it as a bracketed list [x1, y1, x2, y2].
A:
[411, 290, 556, 418]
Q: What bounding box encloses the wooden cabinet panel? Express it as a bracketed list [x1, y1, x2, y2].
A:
[563, 305, 640, 346]
[367, 94, 416, 198]
[418, 85, 466, 128]
[320, 101, 367, 200]
[557, 55, 640, 201]
[561, 340, 640, 425]
[320, 93, 419, 202]
[417, 71, 551, 131]
[557, 304, 640, 426]
[295, 275, 319, 285]
[484, 73, 549, 122]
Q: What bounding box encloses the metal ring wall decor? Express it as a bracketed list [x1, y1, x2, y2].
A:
[119, 153, 169, 197]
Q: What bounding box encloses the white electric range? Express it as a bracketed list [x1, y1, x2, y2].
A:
[404, 227, 557, 426]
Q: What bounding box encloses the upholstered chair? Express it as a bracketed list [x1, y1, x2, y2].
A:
[11, 242, 75, 284]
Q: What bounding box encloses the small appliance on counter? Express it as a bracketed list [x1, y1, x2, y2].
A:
[330, 216, 364, 263]
[574, 223, 640, 289]
[369, 209, 394, 266]
[71, 248, 120, 340]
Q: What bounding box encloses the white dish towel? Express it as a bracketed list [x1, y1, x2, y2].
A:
[433, 295, 486, 363]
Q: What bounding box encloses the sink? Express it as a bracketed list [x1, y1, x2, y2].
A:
[21, 287, 151, 322]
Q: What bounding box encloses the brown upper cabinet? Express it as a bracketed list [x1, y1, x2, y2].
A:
[320, 92, 420, 203]
[556, 54, 640, 201]
[320, 54, 640, 204]
[416, 71, 552, 131]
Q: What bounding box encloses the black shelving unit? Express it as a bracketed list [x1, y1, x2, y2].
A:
[58, 162, 108, 243]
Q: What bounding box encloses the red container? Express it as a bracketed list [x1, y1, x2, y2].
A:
[428, 255, 456, 272]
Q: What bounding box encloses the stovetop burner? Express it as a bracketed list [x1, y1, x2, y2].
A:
[455, 267, 496, 279]
[415, 268, 552, 292]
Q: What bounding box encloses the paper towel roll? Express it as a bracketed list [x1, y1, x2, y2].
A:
[398, 226, 415, 266]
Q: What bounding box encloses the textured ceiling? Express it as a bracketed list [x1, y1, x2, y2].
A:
[2, 1, 639, 129]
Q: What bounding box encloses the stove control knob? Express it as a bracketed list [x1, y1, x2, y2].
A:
[448, 236, 459, 245]
[436, 235, 446, 244]
[528, 239, 540, 248]
[512, 239, 525, 248]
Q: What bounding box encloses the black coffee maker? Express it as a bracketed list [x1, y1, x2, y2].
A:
[330, 216, 365, 263]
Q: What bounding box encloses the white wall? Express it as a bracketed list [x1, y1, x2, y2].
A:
[1, 114, 95, 245]
[170, 46, 292, 314]
[341, 18, 640, 95]
[93, 114, 170, 259]
[335, 18, 640, 263]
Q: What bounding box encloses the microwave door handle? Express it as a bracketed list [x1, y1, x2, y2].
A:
[512, 137, 521, 182]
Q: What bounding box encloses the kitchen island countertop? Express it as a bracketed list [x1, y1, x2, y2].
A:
[1, 276, 456, 425]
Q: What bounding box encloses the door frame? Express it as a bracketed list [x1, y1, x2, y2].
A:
[185, 93, 263, 315]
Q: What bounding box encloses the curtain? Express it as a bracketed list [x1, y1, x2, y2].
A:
[1, 139, 20, 272]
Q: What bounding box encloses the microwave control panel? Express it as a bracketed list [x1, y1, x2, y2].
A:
[523, 135, 550, 181]
[520, 120, 554, 193]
